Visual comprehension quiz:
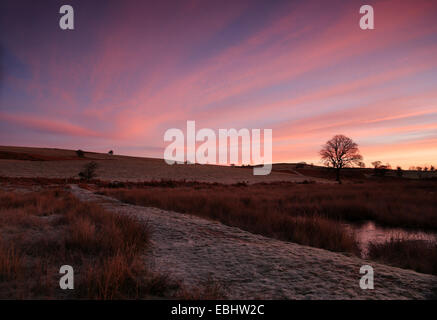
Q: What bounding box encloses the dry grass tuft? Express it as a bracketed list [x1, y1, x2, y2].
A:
[80, 253, 140, 299]
[0, 241, 23, 281]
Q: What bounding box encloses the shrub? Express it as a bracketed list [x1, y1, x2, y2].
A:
[78, 161, 98, 181]
[76, 149, 85, 158]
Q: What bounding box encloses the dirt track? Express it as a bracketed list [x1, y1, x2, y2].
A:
[71, 185, 437, 300]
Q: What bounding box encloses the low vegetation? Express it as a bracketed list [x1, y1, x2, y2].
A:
[0, 187, 228, 299]
[0, 189, 228, 299]
[99, 179, 437, 231]
[98, 179, 437, 274]
[0, 188, 158, 298]
[78, 161, 99, 181]
[368, 239, 437, 275]
[1, 176, 436, 294]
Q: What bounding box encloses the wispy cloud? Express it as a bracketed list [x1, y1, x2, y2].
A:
[1, 0, 436, 167]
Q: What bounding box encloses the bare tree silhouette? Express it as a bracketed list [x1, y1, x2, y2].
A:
[320, 134, 363, 183]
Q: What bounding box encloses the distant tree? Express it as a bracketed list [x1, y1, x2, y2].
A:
[371, 161, 390, 177]
[396, 166, 403, 177]
[431, 165, 435, 172]
[358, 161, 366, 168]
[76, 149, 85, 158]
[371, 161, 382, 169]
[416, 166, 422, 171]
[424, 166, 429, 172]
[375, 164, 391, 177]
[319, 134, 363, 183]
[108, 150, 114, 155]
[78, 161, 98, 181]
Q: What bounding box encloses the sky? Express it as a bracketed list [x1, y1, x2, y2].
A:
[0, 0, 436, 168]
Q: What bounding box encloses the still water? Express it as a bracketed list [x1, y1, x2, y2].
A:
[344, 221, 437, 257]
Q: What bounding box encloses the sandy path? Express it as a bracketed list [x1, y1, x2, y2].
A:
[70, 185, 437, 300]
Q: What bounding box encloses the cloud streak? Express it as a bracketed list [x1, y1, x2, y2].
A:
[1, 0, 436, 167]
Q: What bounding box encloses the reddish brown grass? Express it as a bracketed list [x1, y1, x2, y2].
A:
[0, 187, 222, 299]
[80, 253, 140, 299]
[0, 188, 157, 299]
[0, 241, 23, 281]
[99, 179, 437, 257]
[63, 201, 149, 258]
[368, 239, 437, 275]
[98, 180, 437, 274]
[101, 179, 437, 230]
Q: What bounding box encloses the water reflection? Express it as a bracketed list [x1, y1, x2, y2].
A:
[343, 221, 437, 257]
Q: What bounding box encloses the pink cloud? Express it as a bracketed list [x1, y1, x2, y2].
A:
[2, 0, 437, 168]
[0, 112, 101, 138]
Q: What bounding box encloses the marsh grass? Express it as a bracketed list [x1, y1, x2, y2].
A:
[100, 179, 437, 229]
[0, 187, 227, 299]
[99, 179, 437, 269]
[0, 189, 172, 299]
[368, 239, 437, 275]
[0, 242, 23, 281]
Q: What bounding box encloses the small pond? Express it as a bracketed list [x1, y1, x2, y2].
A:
[343, 221, 437, 257]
